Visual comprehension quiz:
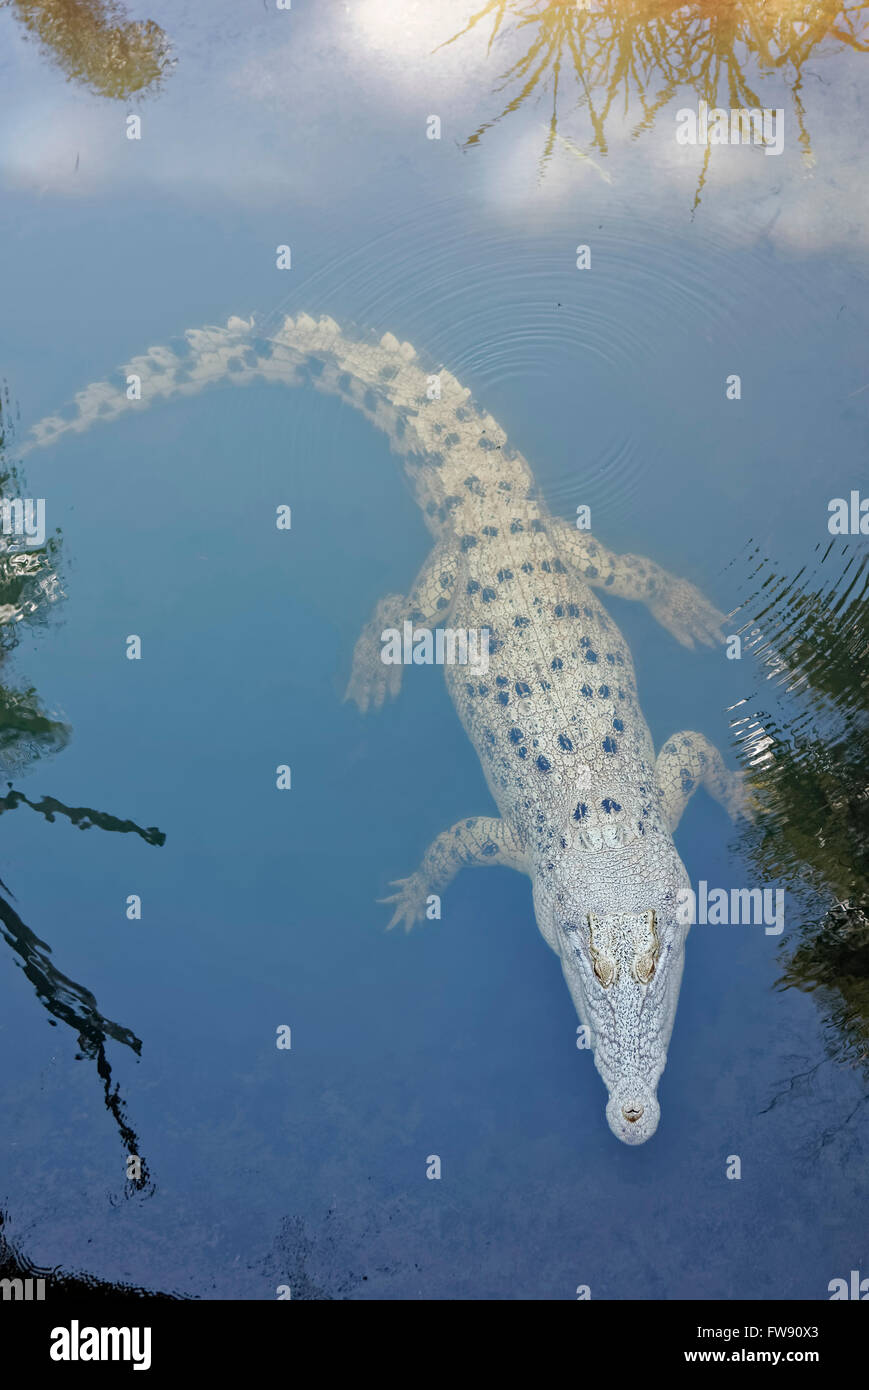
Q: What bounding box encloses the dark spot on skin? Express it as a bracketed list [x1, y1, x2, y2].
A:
[515, 682, 531, 697]
[568, 605, 580, 617]
[531, 520, 545, 533]
[521, 562, 533, 574]
[509, 728, 523, 743]
[551, 658, 563, 670]
[466, 683, 475, 695]
[585, 650, 598, 663]
[573, 803, 589, 821]
[479, 685, 489, 696]
[510, 520, 524, 533]
[497, 569, 513, 582]
[602, 798, 622, 814]
[606, 653, 616, 664]
[461, 535, 478, 551]
[481, 842, 498, 856]
[581, 684, 593, 697]
[602, 737, 618, 754]
[613, 718, 624, 732]
[585, 566, 599, 579]
[482, 588, 496, 603]
[467, 580, 480, 594]
[598, 685, 610, 698]
[498, 691, 509, 705]
[558, 734, 573, 751]
[541, 560, 551, 573]
[518, 747, 527, 758]
[514, 617, 530, 628]
[553, 559, 566, 574]
[482, 525, 498, 536]
[436, 596, 449, 610]
[536, 755, 551, 772]
[681, 770, 695, 793]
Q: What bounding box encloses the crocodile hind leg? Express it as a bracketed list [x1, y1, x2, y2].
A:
[344, 538, 459, 712]
[655, 731, 754, 832]
[551, 518, 725, 649]
[379, 816, 528, 932]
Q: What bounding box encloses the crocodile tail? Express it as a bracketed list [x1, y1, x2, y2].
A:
[21, 313, 533, 526]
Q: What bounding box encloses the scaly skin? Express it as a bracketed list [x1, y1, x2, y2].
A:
[25, 313, 750, 1143]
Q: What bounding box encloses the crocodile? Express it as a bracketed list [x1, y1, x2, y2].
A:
[23, 312, 749, 1143]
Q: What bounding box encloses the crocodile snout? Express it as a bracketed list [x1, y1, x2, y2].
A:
[607, 1083, 660, 1144]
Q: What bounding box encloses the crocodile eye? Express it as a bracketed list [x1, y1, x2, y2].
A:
[633, 952, 656, 984]
[586, 913, 618, 987]
[593, 956, 618, 988]
[631, 910, 660, 984]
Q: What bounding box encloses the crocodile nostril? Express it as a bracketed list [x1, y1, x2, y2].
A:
[622, 1105, 644, 1123]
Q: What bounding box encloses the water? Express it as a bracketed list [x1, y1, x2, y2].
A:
[0, 0, 866, 1300]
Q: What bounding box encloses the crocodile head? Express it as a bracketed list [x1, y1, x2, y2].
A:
[540, 856, 690, 1145]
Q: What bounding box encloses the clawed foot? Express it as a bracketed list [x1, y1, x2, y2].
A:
[344, 595, 404, 713]
[649, 577, 725, 650]
[378, 873, 428, 932]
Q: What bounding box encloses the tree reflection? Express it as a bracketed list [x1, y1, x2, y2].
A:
[730, 542, 869, 1095]
[0, 389, 164, 1190]
[440, 0, 869, 199]
[3, 0, 173, 99]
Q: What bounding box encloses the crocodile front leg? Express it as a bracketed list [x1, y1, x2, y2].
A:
[551, 518, 725, 649]
[344, 538, 459, 712]
[655, 730, 753, 831]
[379, 816, 528, 932]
